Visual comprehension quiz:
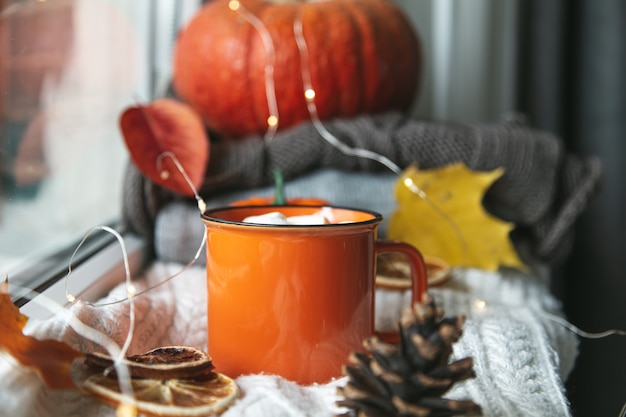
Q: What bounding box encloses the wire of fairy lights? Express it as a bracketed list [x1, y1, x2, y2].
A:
[225, 0, 470, 264]
[62, 0, 624, 342]
[64, 153, 208, 308]
[10, 280, 140, 415]
[290, 6, 470, 264]
[228, 0, 280, 142]
[4, 4, 615, 417]
[57, 4, 625, 402]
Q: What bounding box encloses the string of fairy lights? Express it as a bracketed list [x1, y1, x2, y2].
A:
[235, 0, 471, 267]
[62, 0, 624, 349]
[11, 2, 625, 416]
[228, 0, 280, 141]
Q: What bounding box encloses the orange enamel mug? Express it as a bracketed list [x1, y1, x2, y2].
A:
[201, 205, 428, 385]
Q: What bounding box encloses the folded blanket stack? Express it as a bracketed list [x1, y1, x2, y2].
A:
[122, 112, 601, 266]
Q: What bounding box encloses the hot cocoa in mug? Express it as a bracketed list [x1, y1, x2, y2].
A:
[201, 205, 428, 385]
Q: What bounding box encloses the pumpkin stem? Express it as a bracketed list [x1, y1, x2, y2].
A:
[273, 168, 286, 205]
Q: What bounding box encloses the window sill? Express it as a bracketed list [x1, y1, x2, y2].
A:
[17, 233, 147, 321]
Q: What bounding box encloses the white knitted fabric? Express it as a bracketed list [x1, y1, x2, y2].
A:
[0, 261, 577, 417]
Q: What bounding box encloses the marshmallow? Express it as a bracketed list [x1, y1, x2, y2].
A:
[242, 210, 332, 225]
[242, 212, 290, 225]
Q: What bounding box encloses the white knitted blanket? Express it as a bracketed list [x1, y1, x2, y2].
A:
[0, 262, 577, 417]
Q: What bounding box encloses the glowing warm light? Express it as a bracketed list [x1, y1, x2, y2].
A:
[267, 115, 279, 127]
[160, 170, 170, 180]
[403, 177, 427, 199]
[66, 293, 76, 303]
[127, 284, 137, 297]
[474, 299, 487, 309]
[228, 0, 240, 11]
[304, 88, 316, 101]
[197, 198, 207, 213]
[116, 403, 137, 417]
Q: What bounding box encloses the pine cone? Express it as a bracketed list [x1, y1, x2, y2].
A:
[336, 293, 482, 417]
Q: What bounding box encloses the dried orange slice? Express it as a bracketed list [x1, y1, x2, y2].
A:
[82, 371, 238, 417]
[85, 346, 215, 380]
[81, 346, 239, 417]
[376, 253, 451, 290]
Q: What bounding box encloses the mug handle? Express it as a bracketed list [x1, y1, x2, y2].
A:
[373, 239, 428, 343]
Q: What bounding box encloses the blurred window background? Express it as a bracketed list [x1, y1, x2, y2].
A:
[0, 0, 200, 277]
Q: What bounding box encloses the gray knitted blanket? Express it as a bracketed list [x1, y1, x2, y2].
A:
[122, 111, 601, 265]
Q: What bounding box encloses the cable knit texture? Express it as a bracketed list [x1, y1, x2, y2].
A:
[0, 262, 577, 417]
[122, 112, 601, 264]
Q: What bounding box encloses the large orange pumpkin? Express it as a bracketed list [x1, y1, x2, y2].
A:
[173, 0, 421, 139]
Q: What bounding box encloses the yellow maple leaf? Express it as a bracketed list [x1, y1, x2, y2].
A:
[388, 163, 526, 271]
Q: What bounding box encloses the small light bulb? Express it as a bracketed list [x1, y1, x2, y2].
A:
[474, 299, 487, 309]
[267, 115, 279, 127]
[404, 177, 427, 199]
[116, 402, 137, 417]
[304, 88, 316, 101]
[197, 198, 207, 213]
[66, 293, 76, 303]
[127, 284, 137, 297]
[160, 170, 170, 180]
[228, 0, 240, 11]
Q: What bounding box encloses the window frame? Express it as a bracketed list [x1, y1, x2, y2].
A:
[16, 230, 146, 320]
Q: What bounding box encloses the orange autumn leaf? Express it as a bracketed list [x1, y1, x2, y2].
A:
[388, 163, 526, 271]
[120, 98, 210, 196]
[0, 281, 83, 390]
